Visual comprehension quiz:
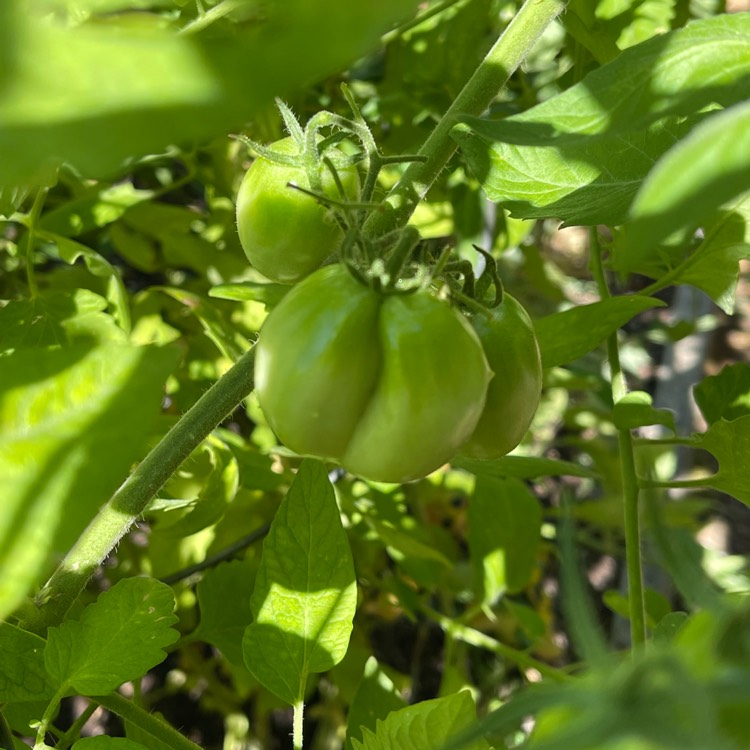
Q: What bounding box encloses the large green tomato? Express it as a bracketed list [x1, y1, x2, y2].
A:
[236, 137, 360, 284]
[460, 294, 543, 459]
[254, 264, 491, 483]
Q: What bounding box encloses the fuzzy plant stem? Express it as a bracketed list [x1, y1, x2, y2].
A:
[589, 229, 647, 648]
[362, 0, 567, 239]
[94, 692, 205, 750]
[22, 347, 256, 634]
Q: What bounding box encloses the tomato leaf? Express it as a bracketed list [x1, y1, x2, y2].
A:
[454, 455, 597, 479]
[0, 0, 419, 183]
[0, 623, 57, 703]
[351, 690, 489, 750]
[623, 102, 750, 266]
[693, 363, 750, 426]
[0, 289, 125, 353]
[0, 343, 178, 621]
[693, 416, 750, 506]
[45, 578, 178, 695]
[242, 460, 356, 705]
[73, 736, 150, 749]
[346, 656, 407, 750]
[534, 296, 665, 368]
[451, 13, 750, 225]
[468, 477, 542, 603]
[613, 391, 676, 432]
[188, 560, 257, 669]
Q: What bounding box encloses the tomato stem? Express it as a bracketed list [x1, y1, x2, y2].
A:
[589, 228, 647, 650]
[21, 346, 257, 633]
[362, 0, 567, 238]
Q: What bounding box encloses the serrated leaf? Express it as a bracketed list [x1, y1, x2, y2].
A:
[45, 578, 178, 695]
[352, 690, 489, 750]
[0, 0, 419, 183]
[242, 460, 356, 705]
[73, 738, 149, 749]
[534, 296, 664, 368]
[613, 391, 676, 432]
[693, 416, 750, 506]
[0, 343, 178, 621]
[0, 289, 125, 353]
[624, 102, 750, 264]
[694, 362, 750, 426]
[452, 13, 750, 225]
[0, 622, 57, 702]
[454, 455, 597, 479]
[346, 657, 406, 750]
[189, 560, 256, 668]
[468, 477, 542, 604]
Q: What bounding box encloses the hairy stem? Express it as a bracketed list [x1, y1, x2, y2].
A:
[589, 228, 646, 648]
[23, 346, 256, 634]
[363, 0, 566, 238]
[94, 692, 204, 750]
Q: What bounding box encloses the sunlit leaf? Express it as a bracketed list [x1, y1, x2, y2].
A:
[242, 460, 356, 705]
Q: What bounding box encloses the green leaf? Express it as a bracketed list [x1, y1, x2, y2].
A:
[0, 0, 419, 183]
[467, 477, 542, 603]
[624, 102, 750, 264]
[352, 690, 489, 750]
[0, 343, 178, 621]
[534, 296, 664, 368]
[45, 577, 178, 695]
[209, 282, 290, 308]
[656, 194, 750, 314]
[242, 460, 357, 705]
[652, 612, 689, 644]
[612, 391, 676, 432]
[694, 415, 750, 506]
[0, 289, 125, 353]
[346, 656, 406, 750]
[0, 622, 57, 702]
[46, 234, 131, 332]
[73, 738, 149, 749]
[189, 560, 256, 668]
[454, 455, 597, 479]
[451, 13, 750, 225]
[694, 362, 750, 425]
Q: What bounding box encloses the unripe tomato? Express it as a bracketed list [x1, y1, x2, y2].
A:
[255, 264, 491, 483]
[236, 137, 360, 284]
[460, 294, 542, 459]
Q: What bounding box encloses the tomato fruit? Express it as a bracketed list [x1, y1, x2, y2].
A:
[460, 294, 543, 459]
[254, 264, 491, 483]
[236, 137, 360, 284]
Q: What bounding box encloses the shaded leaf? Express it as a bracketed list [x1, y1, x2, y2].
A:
[694, 362, 750, 426]
[242, 460, 356, 705]
[45, 578, 178, 694]
[0, 623, 57, 702]
[624, 102, 750, 263]
[613, 391, 676, 432]
[0, 0, 419, 184]
[346, 656, 407, 750]
[454, 455, 597, 479]
[694, 416, 750, 506]
[189, 560, 256, 668]
[73, 737, 149, 749]
[468, 477, 542, 603]
[534, 296, 664, 368]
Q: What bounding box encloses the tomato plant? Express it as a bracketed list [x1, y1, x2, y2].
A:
[461, 293, 543, 459]
[236, 136, 360, 284]
[254, 263, 491, 483]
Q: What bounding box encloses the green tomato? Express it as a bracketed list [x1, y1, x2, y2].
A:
[254, 264, 491, 483]
[460, 294, 543, 459]
[235, 137, 360, 284]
